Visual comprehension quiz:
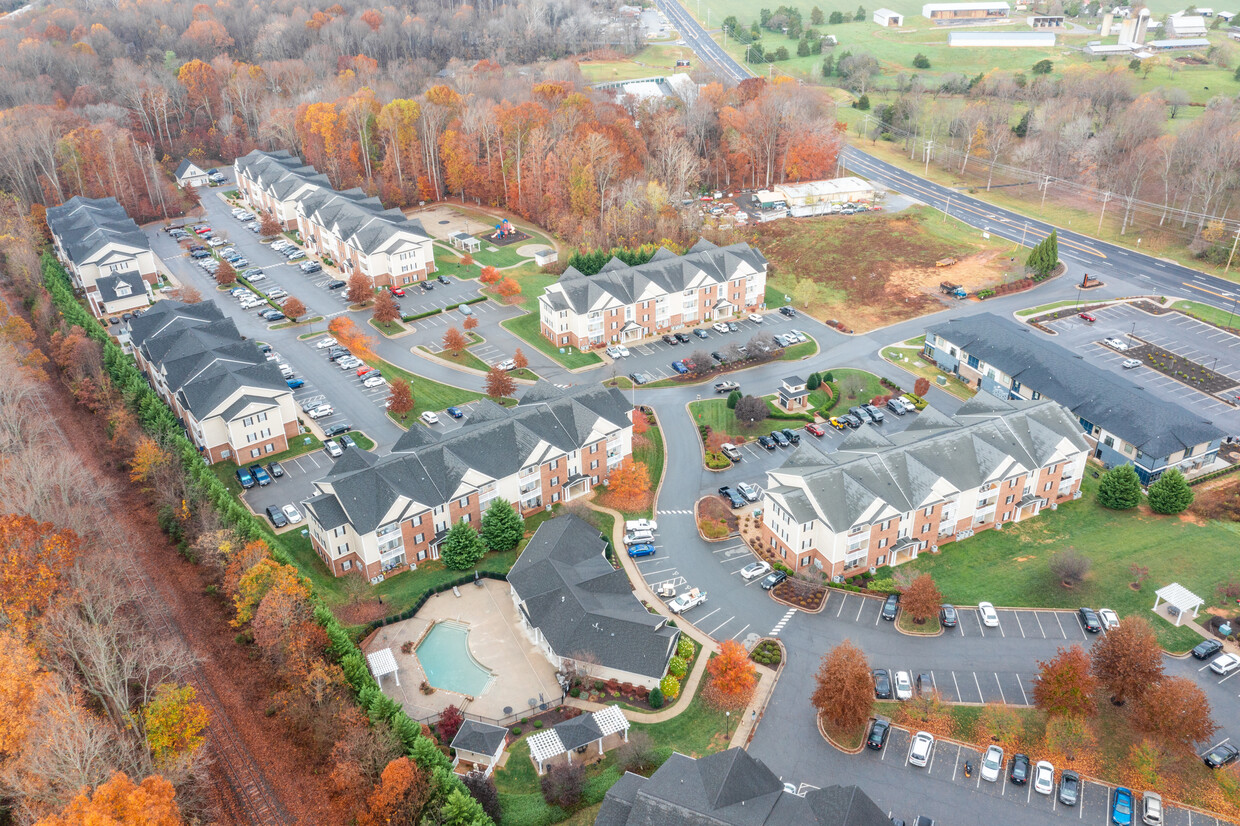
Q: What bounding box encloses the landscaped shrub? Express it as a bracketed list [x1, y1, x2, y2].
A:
[533, 720, 543, 729]
[750, 640, 783, 666]
[866, 578, 897, 593]
[1098, 464, 1143, 510]
[540, 762, 585, 808]
[668, 656, 688, 679]
[648, 687, 665, 709]
[677, 636, 695, 660]
[512, 726, 522, 736]
[659, 674, 682, 701]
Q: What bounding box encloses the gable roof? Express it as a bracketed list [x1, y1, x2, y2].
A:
[450, 719, 508, 757]
[927, 313, 1223, 457]
[508, 515, 678, 679]
[175, 159, 207, 179]
[600, 748, 890, 826]
[45, 196, 150, 264]
[96, 272, 147, 305]
[543, 241, 768, 314]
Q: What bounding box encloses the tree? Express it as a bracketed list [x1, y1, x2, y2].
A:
[37, 772, 184, 825]
[0, 515, 80, 641]
[793, 277, 821, 309]
[1032, 59, 1054, 75]
[703, 639, 759, 709]
[829, 10, 844, 23]
[855, 5, 867, 20]
[177, 285, 202, 304]
[1146, 468, 1193, 514]
[259, 213, 281, 237]
[372, 290, 401, 325]
[0, 632, 49, 754]
[130, 437, 170, 484]
[822, 54, 835, 77]
[901, 574, 943, 625]
[460, 253, 474, 270]
[357, 758, 430, 826]
[912, 53, 931, 69]
[480, 498, 522, 552]
[974, 703, 1025, 751]
[479, 265, 500, 284]
[215, 258, 236, 285]
[1097, 464, 1143, 510]
[282, 297, 306, 321]
[437, 704, 465, 744]
[810, 640, 873, 732]
[913, 377, 930, 397]
[541, 762, 585, 807]
[387, 379, 414, 418]
[485, 367, 516, 400]
[1033, 645, 1097, 718]
[1049, 550, 1091, 587]
[726, 390, 742, 410]
[1132, 676, 1218, 756]
[495, 277, 522, 300]
[443, 326, 468, 353]
[854, 94, 870, 111]
[605, 457, 651, 512]
[345, 272, 371, 305]
[461, 770, 502, 824]
[513, 348, 528, 370]
[806, 373, 821, 391]
[1163, 87, 1189, 119]
[1091, 616, 1163, 705]
[1012, 110, 1031, 138]
[463, 315, 478, 332]
[142, 683, 209, 770]
[733, 395, 768, 425]
[440, 521, 486, 570]
[1025, 230, 1059, 277]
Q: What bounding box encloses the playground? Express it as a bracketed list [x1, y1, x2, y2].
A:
[410, 205, 557, 271]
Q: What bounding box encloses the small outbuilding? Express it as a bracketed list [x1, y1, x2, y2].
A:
[923, 1, 1010, 20]
[366, 648, 400, 687]
[1148, 36, 1210, 48]
[450, 231, 481, 253]
[1165, 13, 1208, 35]
[450, 720, 509, 777]
[1152, 583, 1204, 626]
[778, 375, 810, 412]
[175, 159, 210, 188]
[873, 8, 905, 25]
[527, 705, 631, 774]
[1028, 14, 1064, 26]
[533, 248, 558, 267]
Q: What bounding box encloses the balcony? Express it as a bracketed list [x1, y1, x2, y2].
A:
[519, 481, 540, 495]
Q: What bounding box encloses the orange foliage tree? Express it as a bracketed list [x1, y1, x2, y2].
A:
[513, 348, 528, 370]
[372, 290, 401, 325]
[495, 277, 522, 301]
[485, 367, 516, 400]
[0, 631, 50, 754]
[232, 557, 307, 627]
[357, 758, 431, 826]
[214, 259, 236, 285]
[703, 639, 758, 710]
[130, 436, 170, 484]
[1033, 645, 1097, 718]
[442, 326, 467, 353]
[0, 515, 80, 641]
[463, 314, 478, 331]
[479, 265, 500, 285]
[604, 457, 651, 513]
[345, 272, 372, 306]
[328, 317, 375, 361]
[631, 408, 649, 435]
[387, 379, 415, 418]
[282, 297, 307, 321]
[33, 771, 184, 826]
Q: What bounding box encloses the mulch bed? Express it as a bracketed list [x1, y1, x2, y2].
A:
[772, 577, 827, 611]
[1126, 341, 1239, 394]
[482, 228, 531, 247]
[509, 705, 579, 736]
[1131, 299, 1173, 315]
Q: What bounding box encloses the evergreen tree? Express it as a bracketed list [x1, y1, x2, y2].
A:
[822, 54, 835, 77]
[1026, 230, 1059, 276]
[1012, 109, 1031, 138]
[726, 389, 742, 409]
[912, 53, 930, 69]
[797, 38, 811, 56]
[855, 5, 867, 20]
[1097, 464, 1143, 510]
[811, 5, 824, 24]
[1146, 468, 1193, 515]
[481, 498, 524, 552]
[854, 94, 870, 111]
[807, 372, 821, 390]
[829, 10, 844, 23]
[441, 521, 486, 570]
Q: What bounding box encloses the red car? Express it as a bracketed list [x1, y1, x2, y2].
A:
[390, 286, 406, 297]
[195, 226, 212, 235]
[1078, 312, 1096, 322]
[805, 423, 825, 437]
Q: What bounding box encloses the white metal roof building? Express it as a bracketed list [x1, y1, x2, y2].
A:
[923, 1, 1010, 19]
[873, 8, 905, 25]
[948, 30, 1056, 45]
[773, 178, 878, 216]
[1165, 13, 1208, 35]
[1148, 36, 1210, 48]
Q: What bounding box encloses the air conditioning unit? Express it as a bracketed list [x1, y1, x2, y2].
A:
[869, 566, 877, 576]
[1050, 503, 1058, 510]
[930, 545, 939, 553]
[545, 504, 553, 512]
[995, 522, 1004, 530]
[833, 575, 843, 584]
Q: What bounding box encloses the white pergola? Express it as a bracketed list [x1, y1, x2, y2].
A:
[1152, 583, 1204, 626]
[367, 648, 400, 686]
[527, 705, 631, 774]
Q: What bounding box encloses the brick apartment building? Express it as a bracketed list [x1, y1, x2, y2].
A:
[45, 196, 159, 319]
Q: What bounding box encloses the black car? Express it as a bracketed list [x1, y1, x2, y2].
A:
[437, 274, 450, 284]
[760, 570, 787, 590]
[940, 605, 958, 627]
[323, 422, 353, 437]
[674, 332, 691, 344]
[662, 334, 678, 345]
[1058, 770, 1081, 806]
[770, 430, 790, 447]
[1192, 639, 1224, 659]
[718, 485, 734, 497]
[873, 668, 892, 699]
[711, 351, 728, 363]
[757, 435, 776, 450]
[840, 414, 862, 428]
[419, 280, 433, 291]
[265, 506, 288, 528]
[326, 279, 347, 290]
[779, 306, 796, 317]
[726, 490, 745, 508]
[916, 672, 934, 698]
[266, 461, 285, 478]
[301, 263, 322, 274]
[1078, 607, 1103, 633]
[1205, 743, 1240, 769]
[339, 433, 357, 450]
[693, 328, 709, 339]
[781, 428, 800, 445]
[866, 717, 891, 750]
[1009, 753, 1031, 784]
[880, 593, 900, 621]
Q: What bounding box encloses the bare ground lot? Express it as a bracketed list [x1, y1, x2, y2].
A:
[744, 206, 1015, 332]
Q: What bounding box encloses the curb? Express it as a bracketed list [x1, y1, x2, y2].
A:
[737, 638, 786, 749]
[895, 617, 944, 637]
[817, 711, 866, 754]
[692, 496, 740, 543]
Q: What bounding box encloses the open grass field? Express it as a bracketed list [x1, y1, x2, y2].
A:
[498, 265, 604, 368]
[743, 206, 1015, 332]
[577, 44, 699, 82]
[904, 473, 1240, 652]
[1173, 299, 1240, 330]
[689, 396, 812, 439]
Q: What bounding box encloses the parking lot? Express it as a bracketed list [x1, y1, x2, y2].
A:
[241, 448, 335, 527]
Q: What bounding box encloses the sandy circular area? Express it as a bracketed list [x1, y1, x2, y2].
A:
[516, 243, 552, 258]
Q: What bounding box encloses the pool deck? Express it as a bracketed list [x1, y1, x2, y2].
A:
[363, 578, 562, 723]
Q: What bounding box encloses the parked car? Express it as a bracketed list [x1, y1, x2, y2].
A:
[672, 361, 689, 374]
[757, 435, 776, 450]
[873, 668, 892, 700]
[805, 423, 825, 437]
[420, 411, 440, 425]
[1099, 608, 1120, 629]
[1121, 358, 1141, 369]
[301, 263, 322, 274]
[940, 605, 958, 627]
[760, 571, 787, 590]
[724, 489, 745, 509]
[1059, 771, 1081, 806]
[286, 378, 305, 389]
[866, 717, 891, 751]
[324, 440, 343, 458]
[287, 250, 306, 261]
[625, 519, 658, 533]
[674, 332, 691, 344]
[265, 506, 288, 528]
[437, 274, 451, 285]
[1078, 607, 1103, 633]
[249, 465, 272, 486]
[362, 375, 386, 389]
[978, 602, 999, 627]
[266, 461, 284, 478]
[1141, 791, 1163, 826]
[323, 422, 352, 437]
[661, 334, 677, 346]
[389, 286, 405, 296]
[893, 670, 913, 700]
[748, 313, 763, 323]
[307, 405, 334, 419]
[693, 328, 709, 339]
[1078, 312, 1096, 322]
[606, 345, 625, 358]
[339, 434, 357, 450]
[780, 428, 800, 445]
[981, 745, 1004, 782]
[1192, 639, 1224, 659]
[770, 430, 790, 447]
[326, 279, 346, 290]
[880, 593, 900, 621]
[714, 380, 740, 393]
[1209, 652, 1240, 675]
[908, 732, 934, 767]
[736, 482, 760, 503]
[863, 404, 885, 422]
[1033, 761, 1055, 796]
[1104, 337, 1130, 351]
[236, 468, 255, 489]
[1112, 786, 1134, 826]
[446, 406, 464, 419]
[1204, 742, 1239, 768]
[827, 417, 847, 431]
[627, 543, 656, 558]
[281, 504, 303, 524]
[496, 359, 516, 371]
[887, 397, 909, 415]
[1009, 753, 1031, 785]
[779, 306, 796, 317]
[849, 405, 873, 424]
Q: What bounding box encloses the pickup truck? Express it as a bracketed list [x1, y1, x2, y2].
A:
[625, 519, 659, 533]
[668, 588, 707, 614]
[714, 380, 740, 394]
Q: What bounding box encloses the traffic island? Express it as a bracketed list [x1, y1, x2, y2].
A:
[817, 712, 866, 754]
[896, 611, 944, 637]
[771, 577, 827, 613]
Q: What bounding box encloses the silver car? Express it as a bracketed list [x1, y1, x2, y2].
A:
[908, 732, 934, 767]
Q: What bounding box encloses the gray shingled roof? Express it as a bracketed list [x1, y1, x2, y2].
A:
[550, 713, 604, 751]
[544, 240, 768, 314]
[95, 272, 147, 305]
[45, 196, 150, 264]
[507, 515, 678, 680]
[324, 381, 632, 534]
[770, 397, 1091, 532]
[927, 313, 1223, 458]
[602, 748, 890, 826]
[450, 719, 508, 757]
[175, 159, 206, 179]
[302, 494, 348, 530]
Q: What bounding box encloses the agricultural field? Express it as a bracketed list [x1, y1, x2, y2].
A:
[577, 44, 700, 82]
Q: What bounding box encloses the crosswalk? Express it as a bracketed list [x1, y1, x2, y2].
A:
[769, 608, 797, 637]
[656, 508, 693, 516]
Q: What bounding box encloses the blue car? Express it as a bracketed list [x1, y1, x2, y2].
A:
[627, 543, 656, 558]
[1111, 787, 1133, 825]
[286, 378, 305, 389]
[671, 361, 689, 374]
[235, 467, 255, 489]
[446, 406, 463, 419]
[249, 465, 272, 486]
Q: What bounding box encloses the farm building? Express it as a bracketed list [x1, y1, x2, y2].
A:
[923, 1, 1010, 20]
[1165, 13, 1208, 35]
[948, 30, 1055, 45]
[1028, 14, 1064, 26]
[1148, 36, 1211, 48]
[1084, 42, 1140, 55]
[773, 178, 878, 216]
[873, 8, 905, 25]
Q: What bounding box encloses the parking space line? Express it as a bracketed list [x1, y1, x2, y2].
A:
[973, 672, 983, 701]
[707, 617, 734, 636]
[1018, 679, 1029, 706]
[1054, 611, 1068, 638]
[694, 607, 720, 624]
[1034, 611, 1046, 638]
[730, 624, 749, 640]
[995, 673, 1007, 705]
[952, 672, 961, 702]
[855, 598, 865, 622]
[1014, 612, 1025, 638]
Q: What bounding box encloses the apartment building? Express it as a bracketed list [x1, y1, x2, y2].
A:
[45, 196, 158, 318]
[925, 313, 1224, 483]
[301, 382, 634, 581]
[761, 395, 1090, 578]
[539, 239, 767, 350]
[232, 150, 436, 289]
[126, 301, 299, 463]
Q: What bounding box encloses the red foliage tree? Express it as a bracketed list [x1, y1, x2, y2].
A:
[485, 367, 516, 400]
[703, 639, 758, 709]
[1033, 645, 1098, 718]
[479, 265, 500, 285]
[437, 704, 464, 744]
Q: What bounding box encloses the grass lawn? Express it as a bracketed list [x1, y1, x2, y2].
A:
[1016, 300, 1099, 317]
[576, 43, 699, 82]
[417, 332, 493, 373]
[272, 316, 323, 330]
[368, 318, 406, 336]
[362, 356, 485, 418]
[502, 311, 603, 369]
[813, 368, 893, 414]
[349, 431, 375, 451]
[1173, 299, 1240, 330]
[896, 612, 941, 635]
[904, 473, 1240, 652]
[879, 346, 976, 401]
[689, 397, 810, 440]
[633, 425, 665, 520]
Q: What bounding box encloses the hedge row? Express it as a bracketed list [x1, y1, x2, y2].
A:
[39, 253, 492, 826]
[1187, 461, 1240, 487]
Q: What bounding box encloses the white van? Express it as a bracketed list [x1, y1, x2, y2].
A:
[624, 529, 655, 545]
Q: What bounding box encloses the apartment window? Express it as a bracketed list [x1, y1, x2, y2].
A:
[878, 538, 888, 549]
[549, 459, 559, 470]
[921, 523, 930, 534]
[416, 550, 427, 561]
[590, 459, 599, 470]
[552, 493, 560, 503]
[590, 443, 597, 453]
[414, 533, 424, 544]
[551, 476, 560, 487]
[458, 495, 470, 507]
[250, 448, 261, 458]
[1005, 494, 1015, 505]
[1044, 482, 1052, 492]
[460, 514, 471, 523]
[923, 505, 934, 516]
[341, 560, 352, 571]
[335, 542, 349, 556]
[332, 526, 347, 538]
[264, 444, 274, 454]
[880, 519, 891, 531]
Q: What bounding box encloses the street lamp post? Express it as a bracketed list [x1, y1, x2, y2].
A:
[1226, 295, 1239, 331]
[725, 710, 731, 740]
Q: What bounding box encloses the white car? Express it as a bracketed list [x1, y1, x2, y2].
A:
[315, 336, 337, 349]
[606, 345, 624, 358]
[788, 330, 808, 343]
[1121, 358, 1141, 369]
[741, 561, 771, 580]
[1209, 652, 1240, 676]
[1033, 760, 1054, 795]
[1099, 608, 1120, 630]
[338, 357, 361, 369]
[748, 313, 764, 323]
[894, 670, 913, 701]
[713, 322, 729, 334]
[736, 482, 760, 502]
[420, 411, 440, 425]
[615, 344, 630, 358]
[207, 237, 226, 247]
[496, 358, 517, 371]
[307, 404, 334, 419]
[981, 745, 1004, 782]
[908, 732, 934, 767]
[978, 602, 1000, 627]
[324, 439, 343, 458]
[1142, 791, 1163, 826]
[270, 240, 290, 251]
[281, 504, 303, 524]
[363, 376, 386, 388]
[1104, 337, 1129, 351]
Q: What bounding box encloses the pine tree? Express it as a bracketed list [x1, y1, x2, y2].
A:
[480, 498, 523, 552]
[726, 389, 742, 409]
[441, 521, 486, 570]
[1097, 464, 1143, 510]
[1146, 468, 1193, 514]
[807, 372, 821, 391]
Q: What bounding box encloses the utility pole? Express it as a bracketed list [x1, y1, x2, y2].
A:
[1097, 192, 1111, 235]
[1040, 175, 1051, 209]
[943, 193, 952, 223]
[1226, 228, 1240, 274]
[924, 140, 933, 175]
[1021, 221, 1030, 248]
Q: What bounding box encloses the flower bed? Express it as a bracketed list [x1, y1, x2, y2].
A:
[1129, 342, 1236, 394]
[696, 496, 739, 541]
[772, 577, 826, 611]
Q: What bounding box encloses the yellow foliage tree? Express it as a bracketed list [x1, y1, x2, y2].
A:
[130, 436, 169, 484]
[232, 558, 308, 627]
[0, 631, 50, 754]
[142, 683, 209, 770]
[0, 515, 80, 641]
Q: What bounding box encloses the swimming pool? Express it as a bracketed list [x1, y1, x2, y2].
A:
[415, 621, 494, 697]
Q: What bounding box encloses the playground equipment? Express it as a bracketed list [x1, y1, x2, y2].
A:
[491, 219, 515, 240]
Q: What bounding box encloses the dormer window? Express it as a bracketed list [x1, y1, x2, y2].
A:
[114, 283, 132, 297]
